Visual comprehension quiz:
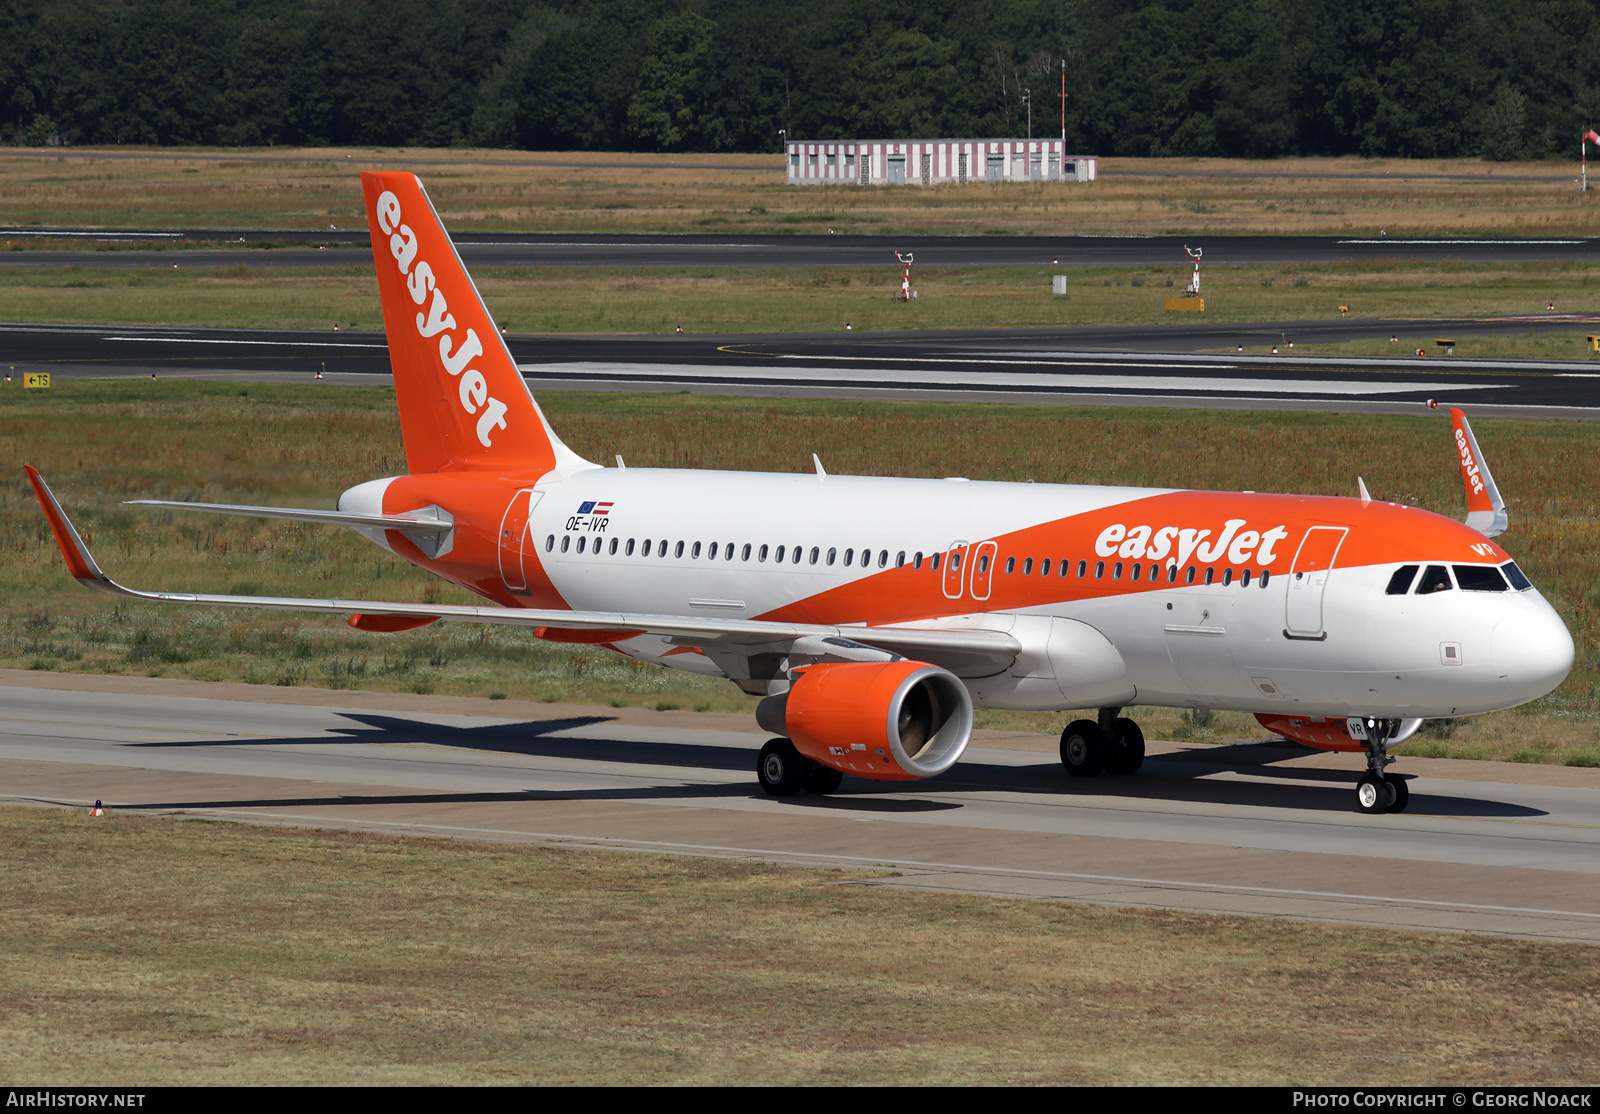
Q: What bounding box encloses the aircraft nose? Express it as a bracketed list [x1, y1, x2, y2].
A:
[1491, 603, 1575, 702]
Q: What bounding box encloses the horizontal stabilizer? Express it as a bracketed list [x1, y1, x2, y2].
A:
[124, 499, 452, 536]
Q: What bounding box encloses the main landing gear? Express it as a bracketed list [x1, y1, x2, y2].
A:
[1353, 717, 1410, 815]
[1060, 708, 1145, 777]
[756, 737, 844, 797]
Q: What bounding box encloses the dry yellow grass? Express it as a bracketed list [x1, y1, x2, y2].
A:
[2, 806, 1596, 1085]
[5, 258, 1600, 335]
[2, 148, 1598, 237]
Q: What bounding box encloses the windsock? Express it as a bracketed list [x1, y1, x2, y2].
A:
[1585, 130, 1600, 145]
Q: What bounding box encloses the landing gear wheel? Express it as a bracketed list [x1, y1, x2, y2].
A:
[1355, 774, 1387, 815]
[1105, 717, 1146, 775]
[1060, 720, 1108, 777]
[1384, 776, 1410, 813]
[802, 764, 845, 795]
[757, 737, 811, 797]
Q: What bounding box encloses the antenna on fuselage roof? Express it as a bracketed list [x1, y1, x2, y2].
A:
[1357, 476, 1372, 505]
[813, 454, 827, 479]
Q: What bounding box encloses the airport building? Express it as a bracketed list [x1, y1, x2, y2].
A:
[785, 139, 1097, 186]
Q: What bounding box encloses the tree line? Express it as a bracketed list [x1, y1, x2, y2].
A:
[4, 0, 1599, 160]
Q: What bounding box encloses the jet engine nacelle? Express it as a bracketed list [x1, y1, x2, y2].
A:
[760, 660, 973, 780]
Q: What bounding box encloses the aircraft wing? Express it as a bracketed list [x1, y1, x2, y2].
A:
[28, 468, 1020, 675]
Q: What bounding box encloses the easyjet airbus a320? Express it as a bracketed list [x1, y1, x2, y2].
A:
[27, 172, 1575, 815]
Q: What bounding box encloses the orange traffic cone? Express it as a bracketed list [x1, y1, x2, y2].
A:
[90, 800, 106, 816]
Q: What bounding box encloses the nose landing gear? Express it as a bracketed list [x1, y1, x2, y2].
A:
[1351, 717, 1410, 815]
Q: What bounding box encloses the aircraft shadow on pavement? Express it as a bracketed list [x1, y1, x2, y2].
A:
[944, 750, 1547, 819]
[121, 712, 1544, 819]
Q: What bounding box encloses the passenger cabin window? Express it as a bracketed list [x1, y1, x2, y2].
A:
[1454, 565, 1509, 592]
[930, 553, 941, 571]
[1502, 561, 1533, 591]
[1386, 565, 1419, 595]
[1415, 565, 1453, 594]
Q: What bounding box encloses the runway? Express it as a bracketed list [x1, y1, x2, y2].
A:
[9, 318, 1600, 417]
[4, 231, 1600, 270]
[4, 672, 1598, 943]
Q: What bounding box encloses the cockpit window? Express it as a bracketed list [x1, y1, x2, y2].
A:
[1502, 561, 1533, 591]
[1454, 564, 1509, 592]
[1385, 565, 1419, 596]
[1415, 565, 1453, 594]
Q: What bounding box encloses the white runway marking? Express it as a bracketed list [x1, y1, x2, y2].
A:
[521, 361, 1504, 397]
[102, 335, 387, 349]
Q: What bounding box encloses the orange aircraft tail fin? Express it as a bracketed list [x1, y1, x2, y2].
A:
[360, 172, 590, 476]
[1448, 408, 1507, 537]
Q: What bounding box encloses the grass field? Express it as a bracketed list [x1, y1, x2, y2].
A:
[1, 806, 1595, 1085]
[2, 148, 1597, 238]
[4, 379, 1599, 763]
[4, 259, 1600, 337]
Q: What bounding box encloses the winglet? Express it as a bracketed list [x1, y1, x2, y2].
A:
[24, 467, 120, 591]
[1449, 408, 1508, 537]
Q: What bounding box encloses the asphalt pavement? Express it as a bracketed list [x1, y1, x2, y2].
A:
[5, 674, 1598, 942]
[4, 231, 1599, 270]
[7, 318, 1600, 418]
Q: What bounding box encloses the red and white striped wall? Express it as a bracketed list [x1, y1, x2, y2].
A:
[785, 140, 1097, 186]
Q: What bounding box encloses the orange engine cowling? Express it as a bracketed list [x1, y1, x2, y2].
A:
[1254, 713, 1362, 751]
[779, 660, 974, 781]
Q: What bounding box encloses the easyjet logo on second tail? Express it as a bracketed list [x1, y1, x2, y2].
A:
[374, 190, 510, 448]
[1094, 519, 1291, 566]
[1455, 427, 1486, 496]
